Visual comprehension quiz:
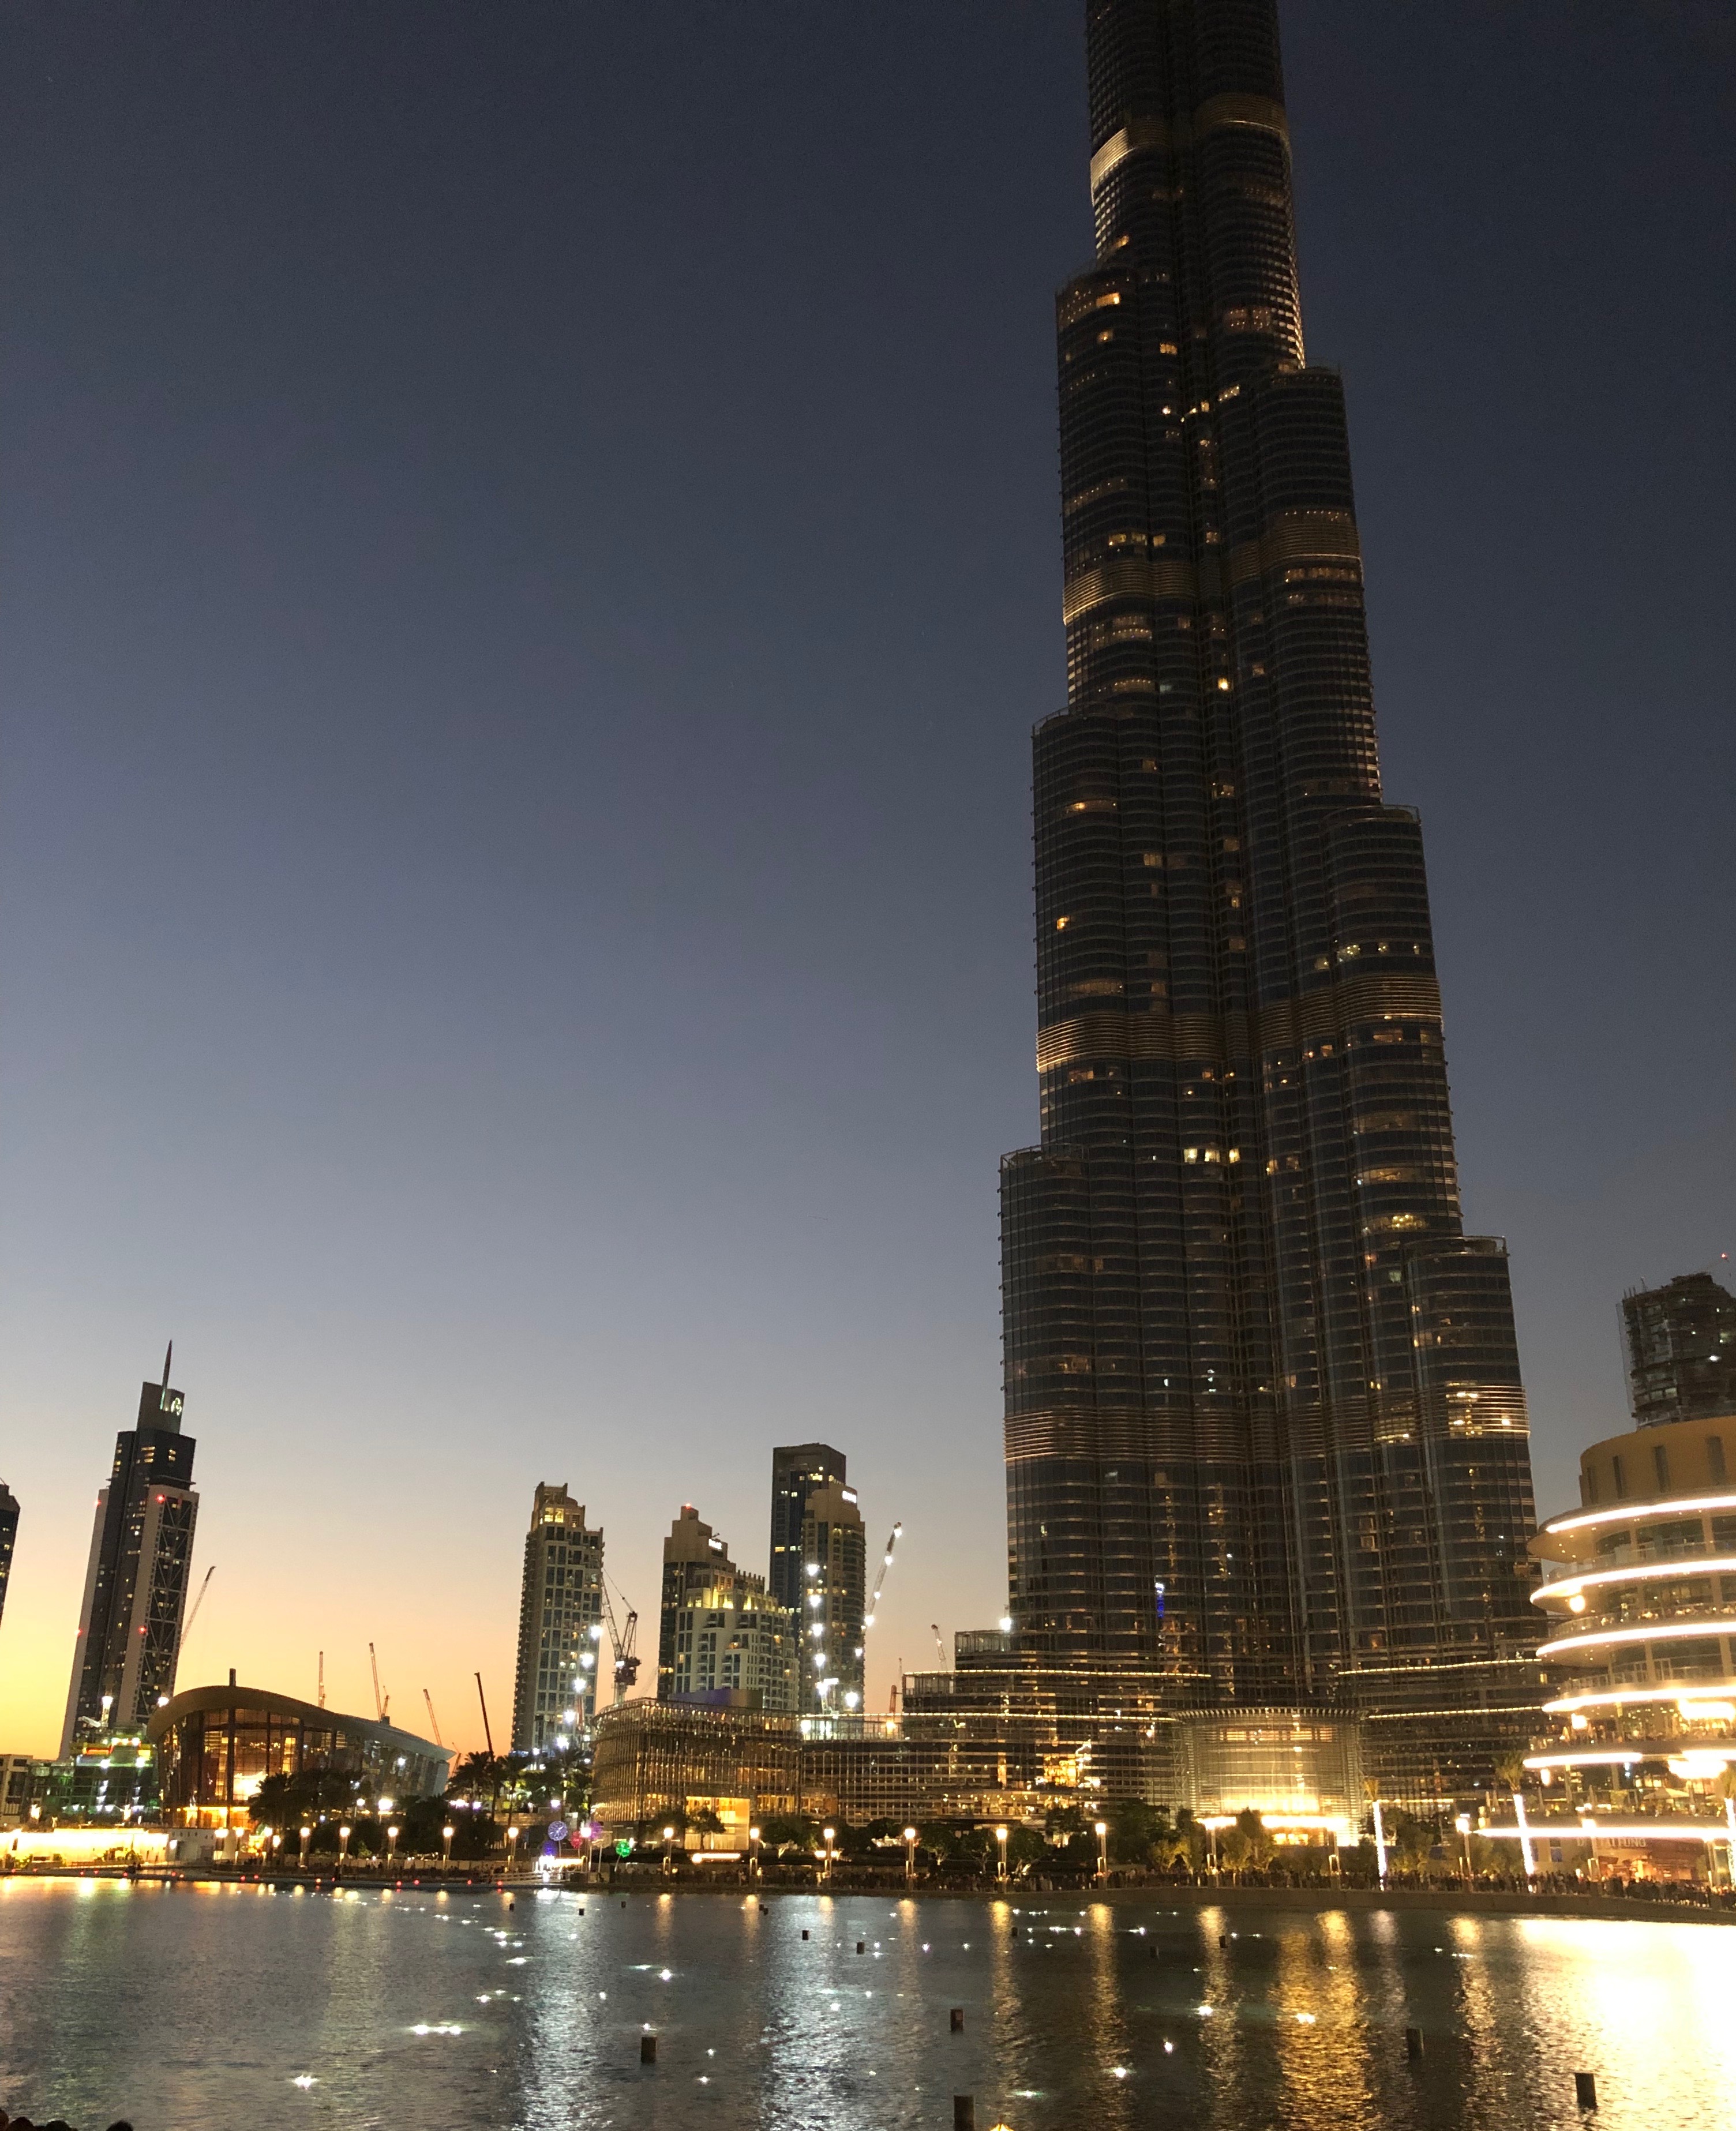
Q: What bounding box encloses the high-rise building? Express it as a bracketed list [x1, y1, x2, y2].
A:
[665, 1585, 798, 1713]
[798, 1478, 867, 1715]
[1622, 1273, 1736, 1431]
[0, 1482, 18, 1633]
[991, 0, 1539, 1799]
[768, 1443, 848, 1615]
[510, 1483, 605, 1753]
[61, 1354, 200, 1757]
[658, 1506, 745, 1698]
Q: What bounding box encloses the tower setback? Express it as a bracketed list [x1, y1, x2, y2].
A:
[995, 0, 1541, 1798]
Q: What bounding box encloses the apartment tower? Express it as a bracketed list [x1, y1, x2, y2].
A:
[995, 0, 1540, 1797]
[511, 1483, 606, 1751]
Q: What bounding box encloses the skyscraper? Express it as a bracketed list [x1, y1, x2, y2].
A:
[797, 1478, 867, 1716]
[0, 1482, 17, 1634]
[61, 1353, 200, 1755]
[768, 1443, 848, 1615]
[1622, 1272, 1736, 1431]
[658, 1503, 798, 1708]
[993, 0, 1539, 1798]
[510, 1483, 605, 1752]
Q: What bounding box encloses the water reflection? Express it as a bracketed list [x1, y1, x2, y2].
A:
[2, 1882, 1734, 2129]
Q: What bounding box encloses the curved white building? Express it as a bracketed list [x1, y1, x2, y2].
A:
[1525, 1412, 1736, 1878]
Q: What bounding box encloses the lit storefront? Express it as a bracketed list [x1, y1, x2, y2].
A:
[147, 1679, 449, 1829]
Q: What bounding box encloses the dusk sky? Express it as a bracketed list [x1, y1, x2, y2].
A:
[2, 0, 1731, 1757]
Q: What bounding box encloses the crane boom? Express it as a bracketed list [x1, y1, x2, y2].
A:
[599, 1577, 641, 1704]
[422, 1689, 445, 1748]
[369, 1642, 384, 1722]
[862, 1522, 902, 1629]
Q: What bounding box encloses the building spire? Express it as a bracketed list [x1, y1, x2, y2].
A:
[161, 1340, 174, 1395]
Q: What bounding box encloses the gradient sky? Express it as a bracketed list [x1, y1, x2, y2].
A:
[2, 2, 1731, 1759]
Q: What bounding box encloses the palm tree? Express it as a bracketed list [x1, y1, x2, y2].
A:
[1494, 1753, 1536, 1880]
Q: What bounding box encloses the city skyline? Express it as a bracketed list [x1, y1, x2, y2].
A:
[1, 2, 1731, 1757]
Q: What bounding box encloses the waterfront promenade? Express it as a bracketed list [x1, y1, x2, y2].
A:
[7, 1855, 1733, 1927]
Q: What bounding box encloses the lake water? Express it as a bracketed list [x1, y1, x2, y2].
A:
[2, 1880, 1734, 2130]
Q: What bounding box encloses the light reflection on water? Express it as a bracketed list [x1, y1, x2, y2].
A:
[2, 1880, 1733, 2130]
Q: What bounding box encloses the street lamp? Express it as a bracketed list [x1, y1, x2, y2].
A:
[443, 1823, 456, 1867]
[663, 1825, 676, 1877]
[823, 1826, 836, 1881]
[299, 1825, 312, 1869]
[995, 1825, 1009, 1882]
[1094, 1820, 1108, 1882]
[387, 1825, 400, 1872]
[903, 1826, 918, 1882]
[338, 1825, 352, 1870]
[749, 1826, 762, 1878]
[507, 1826, 521, 1875]
[258, 1825, 272, 1870]
[1454, 1812, 1473, 1884]
[271, 1832, 283, 1867]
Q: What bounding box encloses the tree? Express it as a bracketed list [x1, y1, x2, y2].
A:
[758, 1813, 818, 1856]
[1107, 1798, 1173, 1866]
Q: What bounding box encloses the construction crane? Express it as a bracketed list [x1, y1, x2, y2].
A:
[599, 1578, 640, 1705]
[422, 1689, 446, 1749]
[179, 1564, 215, 1648]
[861, 1522, 902, 1630]
[369, 1642, 384, 1723]
[931, 1623, 948, 1668]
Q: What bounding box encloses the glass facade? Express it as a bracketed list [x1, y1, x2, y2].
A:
[768, 1443, 847, 1615]
[148, 1683, 449, 1816]
[61, 1375, 200, 1755]
[996, 0, 1539, 1798]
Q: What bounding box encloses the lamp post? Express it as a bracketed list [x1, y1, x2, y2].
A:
[507, 1825, 521, 1877]
[271, 1832, 283, 1870]
[823, 1827, 836, 1881]
[663, 1825, 676, 1877]
[749, 1826, 761, 1878]
[995, 1826, 1009, 1883]
[338, 1825, 352, 1873]
[258, 1825, 272, 1873]
[1454, 1813, 1473, 1885]
[299, 1825, 312, 1870]
[903, 1826, 918, 1883]
[1094, 1820, 1108, 1884]
[1370, 1799, 1388, 1890]
[387, 1825, 400, 1873]
[443, 1823, 455, 1868]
